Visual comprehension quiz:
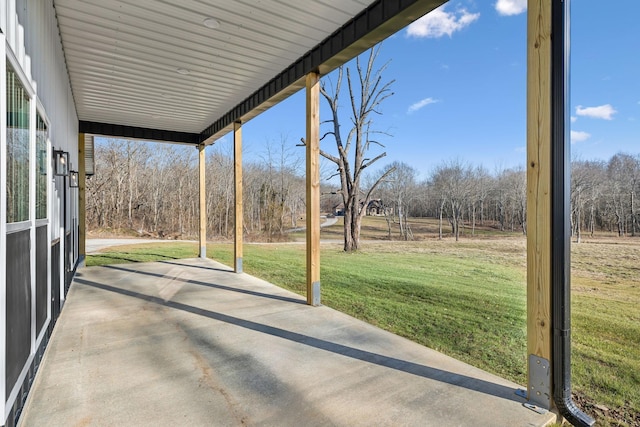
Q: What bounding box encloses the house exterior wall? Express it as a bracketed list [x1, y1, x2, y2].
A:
[1, 1, 79, 425]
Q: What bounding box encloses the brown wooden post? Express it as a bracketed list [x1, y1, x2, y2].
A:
[527, 0, 553, 411]
[78, 133, 86, 267]
[306, 71, 321, 306]
[198, 144, 206, 258]
[234, 121, 243, 273]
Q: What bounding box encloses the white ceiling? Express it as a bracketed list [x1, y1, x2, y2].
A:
[54, 0, 374, 135]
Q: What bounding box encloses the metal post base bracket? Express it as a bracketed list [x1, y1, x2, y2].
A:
[525, 355, 551, 410]
[516, 390, 550, 415]
[310, 281, 321, 306]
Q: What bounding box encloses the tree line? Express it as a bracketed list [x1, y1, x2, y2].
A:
[86, 138, 304, 241]
[85, 138, 639, 242]
[374, 153, 639, 241]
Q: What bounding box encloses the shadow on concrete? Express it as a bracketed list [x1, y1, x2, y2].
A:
[158, 259, 233, 273]
[102, 264, 306, 305]
[88, 252, 180, 264]
[75, 277, 522, 404]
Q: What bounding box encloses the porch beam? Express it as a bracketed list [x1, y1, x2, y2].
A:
[78, 133, 86, 267]
[79, 121, 199, 145]
[198, 144, 206, 258]
[306, 71, 321, 306]
[234, 121, 243, 273]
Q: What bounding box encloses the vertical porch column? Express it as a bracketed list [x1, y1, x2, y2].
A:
[306, 71, 321, 306]
[78, 133, 86, 267]
[527, 0, 553, 411]
[234, 121, 243, 273]
[198, 144, 206, 258]
[528, 1, 593, 424]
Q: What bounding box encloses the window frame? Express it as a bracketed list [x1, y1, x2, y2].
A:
[35, 106, 50, 224]
[5, 47, 35, 233]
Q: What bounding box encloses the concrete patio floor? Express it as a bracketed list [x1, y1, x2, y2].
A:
[19, 257, 556, 426]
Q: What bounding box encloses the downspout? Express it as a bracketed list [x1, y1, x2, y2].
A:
[550, 0, 594, 425]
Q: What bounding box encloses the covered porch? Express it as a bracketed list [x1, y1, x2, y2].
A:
[19, 257, 554, 426]
[1, 0, 594, 425]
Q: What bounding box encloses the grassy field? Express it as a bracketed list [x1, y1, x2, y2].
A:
[287, 215, 526, 241]
[87, 228, 640, 426]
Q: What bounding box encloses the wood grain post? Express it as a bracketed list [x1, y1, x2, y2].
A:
[198, 144, 206, 258]
[306, 71, 321, 306]
[78, 133, 86, 267]
[527, 0, 553, 410]
[234, 121, 243, 273]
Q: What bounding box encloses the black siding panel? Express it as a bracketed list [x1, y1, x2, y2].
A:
[65, 231, 71, 294]
[35, 225, 48, 334]
[5, 326, 50, 427]
[6, 229, 32, 396]
[50, 240, 60, 333]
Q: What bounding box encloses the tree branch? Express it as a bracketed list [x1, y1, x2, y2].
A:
[299, 137, 340, 164]
[361, 152, 387, 170]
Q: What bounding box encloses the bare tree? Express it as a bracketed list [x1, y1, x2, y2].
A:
[378, 161, 417, 240]
[261, 135, 303, 235]
[606, 153, 639, 236]
[571, 159, 605, 242]
[430, 160, 472, 241]
[504, 167, 527, 234]
[428, 168, 449, 240]
[472, 165, 491, 231]
[310, 45, 395, 251]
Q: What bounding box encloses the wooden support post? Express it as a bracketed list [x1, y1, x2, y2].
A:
[198, 144, 206, 258]
[527, 0, 553, 411]
[234, 121, 243, 273]
[306, 71, 321, 306]
[78, 133, 86, 267]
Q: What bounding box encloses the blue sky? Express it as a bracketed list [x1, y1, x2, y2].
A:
[219, 0, 640, 180]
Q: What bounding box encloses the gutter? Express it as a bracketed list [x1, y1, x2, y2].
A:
[550, 0, 595, 425]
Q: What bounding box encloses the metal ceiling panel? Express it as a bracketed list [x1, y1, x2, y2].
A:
[54, 0, 374, 134]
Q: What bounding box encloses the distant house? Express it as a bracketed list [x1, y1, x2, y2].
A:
[365, 199, 392, 216]
[333, 199, 390, 217]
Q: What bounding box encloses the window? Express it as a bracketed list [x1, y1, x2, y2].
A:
[6, 64, 31, 223]
[36, 114, 48, 219]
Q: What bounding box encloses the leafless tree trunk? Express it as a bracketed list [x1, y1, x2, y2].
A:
[312, 45, 395, 251]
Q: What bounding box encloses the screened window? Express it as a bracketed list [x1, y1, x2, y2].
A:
[6, 65, 31, 223]
[36, 114, 48, 219]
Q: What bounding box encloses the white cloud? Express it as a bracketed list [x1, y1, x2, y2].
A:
[576, 104, 617, 120]
[407, 6, 479, 38]
[571, 130, 591, 143]
[570, 116, 577, 123]
[408, 97, 438, 114]
[495, 0, 527, 16]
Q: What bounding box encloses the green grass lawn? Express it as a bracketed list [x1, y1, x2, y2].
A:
[87, 237, 640, 426]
